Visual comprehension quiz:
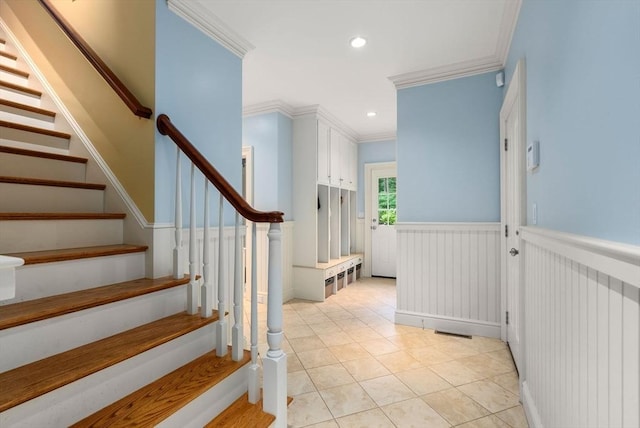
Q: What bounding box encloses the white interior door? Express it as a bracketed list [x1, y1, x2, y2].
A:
[500, 60, 526, 374]
[371, 169, 397, 277]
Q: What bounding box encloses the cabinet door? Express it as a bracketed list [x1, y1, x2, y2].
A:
[317, 121, 330, 184]
[329, 128, 341, 186]
[349, 140, 358, 190]
[340, 135, 351, 187]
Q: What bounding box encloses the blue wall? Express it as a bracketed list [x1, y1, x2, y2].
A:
[357, 140, 396, 217]
[154, 0, 242, 225]
[243, 112, 293, 220]
[505, 0, 640, 245]
[397, 72, 503, 222]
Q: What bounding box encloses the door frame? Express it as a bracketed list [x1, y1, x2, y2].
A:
[364, 161, 397, 277]
[242, 146, 254, 292]
[500, 59, 527, 369]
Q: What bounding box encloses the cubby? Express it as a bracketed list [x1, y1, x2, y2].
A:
[292, 108, 362, 301]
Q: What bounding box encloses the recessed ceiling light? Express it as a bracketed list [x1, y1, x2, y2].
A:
[367, 111, 377, 117]
[350, 36, 367, 48]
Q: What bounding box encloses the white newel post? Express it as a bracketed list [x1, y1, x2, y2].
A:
[187, 163, 198, 315]
[248, 222, 260, 404]
[231, 212, 243, 361]
[263, 223, 286, 426]
[216, 194, 228, 356]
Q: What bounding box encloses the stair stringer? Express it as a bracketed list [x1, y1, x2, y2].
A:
[0, 19, 174, 279]
[0, 323, 218, 428]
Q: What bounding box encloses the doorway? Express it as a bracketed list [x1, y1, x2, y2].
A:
[242, 146, 253, 292]
[500, 59, 526, 374]
[364, 162, 397, 278]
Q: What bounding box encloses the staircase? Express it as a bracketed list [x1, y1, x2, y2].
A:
[0, 29, 280, 427]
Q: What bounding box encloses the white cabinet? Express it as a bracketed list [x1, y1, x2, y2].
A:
[292, 109, 361, 301]
[329, 128, 341, 186]
[317, 121, 330, 184]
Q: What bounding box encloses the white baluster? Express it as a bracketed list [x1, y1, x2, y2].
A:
[201, 181, 212, 318]
[216, 194, 228, 356]
[248, 221, 259, 404]
[187, 164, 198, 315]
[232, 211, 244, 361]
[263, 223, 286, 426]
[173, 148, 184, 280]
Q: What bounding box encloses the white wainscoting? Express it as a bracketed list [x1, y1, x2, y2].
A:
[255, 222, 294, 303]
[395, 223, 501, 338]
[521, 227, 639, 428]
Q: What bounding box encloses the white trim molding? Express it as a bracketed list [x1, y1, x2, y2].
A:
[292, 105, 359, 142]
[167, 0, 254, 59]
[389, 0, 522, 89]
[520, 227, 639, 427]
[243, 100, 294, 119]
[357, 132, 397, 144]
[390, 56, 503, 90]
[521, 227, 640, 288]
[395, 222, 502, 338]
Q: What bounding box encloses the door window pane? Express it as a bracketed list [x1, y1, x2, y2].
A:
[377, 177, 397, 225]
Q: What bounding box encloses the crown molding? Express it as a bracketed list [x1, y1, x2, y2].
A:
[389, 0, 522, 89]
[495, 0, 522, 64]
[356, 132, 397, 144]
[389, 55, 503, 89]
[243, 100, 295, 118]
[167, 0, 254, 59]
[293, 105, 359, 141]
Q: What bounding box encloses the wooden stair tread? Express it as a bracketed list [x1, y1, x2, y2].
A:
[0, 63, 28, 78]
[0, 144, 86, 162]
[71, 348, 251, 427]
[0, 175, 106, 190]
[0, 275, 189, 330]
[0, 119, 70, 139]
[0, 212, 125, 220]
[0, 98, 56, 118]
[0, 51, 17, 61]
[5, 244, 148, 265]
[206, 394, 293, 427]
[0, 311, 221, 412]
[0, 79, 41, 97]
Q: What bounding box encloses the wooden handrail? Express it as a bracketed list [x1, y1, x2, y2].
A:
[37, 0, 152, 119]
[157, 114, 284, 224]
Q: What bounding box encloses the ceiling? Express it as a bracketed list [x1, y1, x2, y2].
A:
[176, 0, 521, 142]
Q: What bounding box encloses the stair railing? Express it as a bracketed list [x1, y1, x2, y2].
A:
[36, 0, 152, 118]
[157, 114, 287, 426]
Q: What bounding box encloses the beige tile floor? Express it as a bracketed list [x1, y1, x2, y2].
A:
[251, 277, 529, 428]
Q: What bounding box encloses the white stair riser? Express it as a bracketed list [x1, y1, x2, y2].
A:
[0, 70, 28, 87]
[0, 324, 218, 428]
[0, 109, 56, 129]
[0, 55, 17, 68]
[0, 182, 104, 213]
[0, 151, 85, 182]
[0, 286, 188, 372]
[0, 87, 41, 108]
[0, 219, 123, 253]
[4, 252, 145, 303]
[0, 126, 68, 150]
[159, 364, 249, 428]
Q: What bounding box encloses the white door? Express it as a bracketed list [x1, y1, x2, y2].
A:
[371, 169, 397, 277]
[500, 60, 526, 373]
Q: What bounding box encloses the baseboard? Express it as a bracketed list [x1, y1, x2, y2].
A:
[522, 380, 543, 428]
[395, 310, 501, 338]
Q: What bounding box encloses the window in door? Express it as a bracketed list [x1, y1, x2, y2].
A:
[378, 177, 397, 225]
